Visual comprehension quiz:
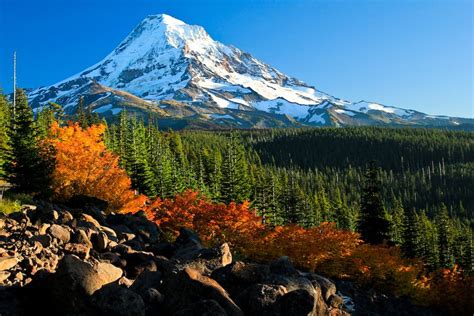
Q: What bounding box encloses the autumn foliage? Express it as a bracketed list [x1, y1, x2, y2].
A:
[49, 122, 145, 212]
[144, 190, 473, 315]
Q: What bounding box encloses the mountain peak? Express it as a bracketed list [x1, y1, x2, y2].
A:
[146, 14, 186, 27]
[26, 14, 470, 129]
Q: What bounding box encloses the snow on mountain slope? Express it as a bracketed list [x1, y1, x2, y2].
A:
[27, 14, 471, 128]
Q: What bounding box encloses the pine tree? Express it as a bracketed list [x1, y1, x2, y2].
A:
[86, 104, 100, 126]
[402, 207, 420, 258]
[317, 187, 331, 222]
[437, 204, 453, 268]
[0, 93, 11, 178]
[221, 132, 250, 203]
[333, 188, 353, 230]
[282, 174, 306, 224]
[389, 198, 405, 245]
[418, 211, 439, 269]
[129, 119, 156, 196]
[358, 161, 390, 244]
[36, 104, 57, 137]
[7, 89, 53, 196]
[76, 96, 89, 128]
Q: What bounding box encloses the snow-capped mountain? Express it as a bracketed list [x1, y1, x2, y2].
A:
[28, 14, 471, 128]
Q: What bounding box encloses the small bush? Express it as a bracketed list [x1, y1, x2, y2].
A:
[0, 198, 22, 214]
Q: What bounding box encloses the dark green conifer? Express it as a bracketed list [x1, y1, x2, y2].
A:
[358, 161, 391, 244]
[7, 89, 53, 196]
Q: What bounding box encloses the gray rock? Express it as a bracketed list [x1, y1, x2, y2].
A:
[48, 224, 71, 243]
[174, 299, 227, 316]
[0, 271, 11, 283]
[211, 261, 271, 297]
[91, 283, 145, 316]
[52, 255, 122, 296]
[64, 243, 90, 259]
[0, 256, 18, 271]
[141, 287, 164, 305]
[31, 234, 52, 248]
[236, 283, 287, 314]
[309, 274, 336, 302]
[328, 294, 344, 308]
[273, 289, 316, 316]
[161, 267, 243, 316]
[92, 231, 109, 252]
[72, 229, 93, 248]
[131, 270, 163, 297]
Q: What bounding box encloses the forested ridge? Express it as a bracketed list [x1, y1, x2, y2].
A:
[0, 91, 473, 314]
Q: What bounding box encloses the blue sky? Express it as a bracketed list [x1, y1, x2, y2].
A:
[0, 0, 472, 117]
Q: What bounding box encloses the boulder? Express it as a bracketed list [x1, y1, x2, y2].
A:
[328, 294, 344, 308]
[31, 234, 52, 248]
[236, 283, 287, 314]
[122, 251, 157, 279]
[92, 231, 109, 252]
[64, 243, 90, 259]
[174, 299, 228, 316]
[161, 267, 243, 316]
[91, 283, 145, 316]
[269, 275, 316, 294]
[172, 228, 204, 260]
[80, 213, 102, 229]
[130, 270, 163, 298]
[71, 229, 93, 248]
[52, 255, 122, 296]
[107, 212, 162, 244]
[141, 287, 164, 305]
[273, 289, 316, 316]
[309, 274, 337, 302]
[211, 261, 271, 296]
[48, 224, 71, 243]
[0, 271, 10, 283]
[311, 280, 329, 316]
[0, 256, 18, 271]
[99, 252, 125, 268]
[58, 211, 74, 225]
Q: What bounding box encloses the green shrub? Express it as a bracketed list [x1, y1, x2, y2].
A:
[0, 198, 22, 214]
[0, 193, 34, 214]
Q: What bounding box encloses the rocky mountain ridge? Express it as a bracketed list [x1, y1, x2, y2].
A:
[26, 14, 473, 129]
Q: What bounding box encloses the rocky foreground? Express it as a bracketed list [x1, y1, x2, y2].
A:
[0, 199, 434, 315]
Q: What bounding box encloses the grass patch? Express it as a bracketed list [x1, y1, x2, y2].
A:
[0, 193, 34, 214]
[0, 199, 22, 214]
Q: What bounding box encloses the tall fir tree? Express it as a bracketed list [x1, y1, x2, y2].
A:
[76, 96, 88, 128]
[333, 188, 353, 230]
[221, 132, 251, 203]
[389, 198, 405, 245]
[357, 161, 391, 244]
[437, 204, 453, 268]
[7, 89, 53, 196]
[0, 93, 11, 178]
[402, 207, 420, 258]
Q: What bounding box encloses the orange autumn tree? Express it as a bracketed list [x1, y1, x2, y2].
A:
[144, 190, 266, 253]
[49, 122, 145, 212]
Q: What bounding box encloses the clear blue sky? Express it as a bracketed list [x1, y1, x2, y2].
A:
[0, 0, 472, 117]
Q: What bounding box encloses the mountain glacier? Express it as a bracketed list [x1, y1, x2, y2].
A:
[28, 14, 471, 128]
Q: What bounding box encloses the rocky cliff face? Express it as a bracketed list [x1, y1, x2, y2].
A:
[27, 14, 472, 129]
[0, 199, 437, 315]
